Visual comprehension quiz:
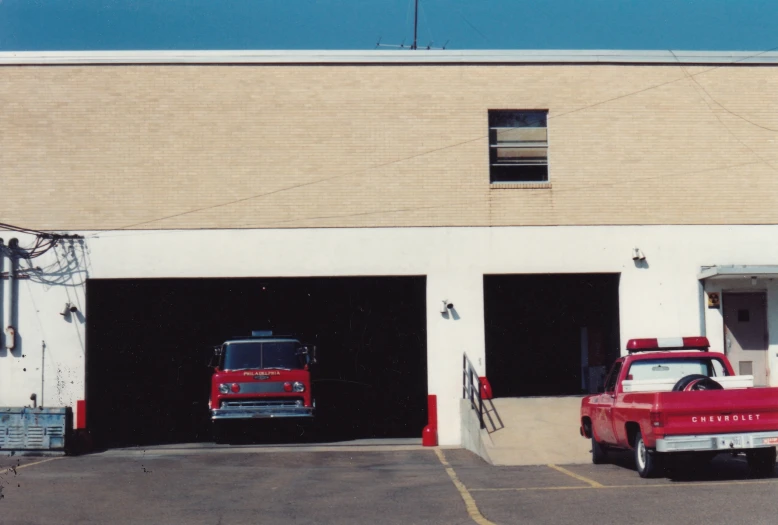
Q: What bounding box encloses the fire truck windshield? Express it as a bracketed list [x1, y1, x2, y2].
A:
[223, 341, 306, 371]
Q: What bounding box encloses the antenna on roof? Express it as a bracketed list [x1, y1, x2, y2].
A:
[375, 0, 448, 50]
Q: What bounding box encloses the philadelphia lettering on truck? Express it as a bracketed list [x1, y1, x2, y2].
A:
[579, 337, 778, 478]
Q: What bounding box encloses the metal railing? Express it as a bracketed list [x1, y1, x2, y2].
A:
[462, 353, 485, 429]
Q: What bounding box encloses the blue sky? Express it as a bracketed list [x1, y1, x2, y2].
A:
[0, 0, 776, 51]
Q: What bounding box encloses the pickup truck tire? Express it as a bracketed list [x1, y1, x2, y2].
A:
[746, 448, 776, 478]
[634, 431, 663, 478]
[672, 374, 723, 392]
[592, 437, 607, 465]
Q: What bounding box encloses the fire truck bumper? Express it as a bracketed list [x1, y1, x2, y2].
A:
[211, 407, 314, 420]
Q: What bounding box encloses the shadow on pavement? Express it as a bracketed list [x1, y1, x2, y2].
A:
[602, 448, 776, 482]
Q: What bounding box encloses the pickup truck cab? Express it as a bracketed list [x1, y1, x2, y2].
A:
[580, 336, 778, 478]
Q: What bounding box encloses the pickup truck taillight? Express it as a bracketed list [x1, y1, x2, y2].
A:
[650, 411, 664, 428]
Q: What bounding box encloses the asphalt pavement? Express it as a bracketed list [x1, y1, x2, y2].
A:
[1, 445, 776, 525]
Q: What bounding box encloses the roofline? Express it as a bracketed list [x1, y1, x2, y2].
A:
[1, 49, 778, 66]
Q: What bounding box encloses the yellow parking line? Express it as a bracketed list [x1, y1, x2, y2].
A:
[470, 478, 778, 492]
[6, 457, 63, 471]
[435, 449, 496, 525]
[547, 464, 604, 488]
[471, 486, 593, 492]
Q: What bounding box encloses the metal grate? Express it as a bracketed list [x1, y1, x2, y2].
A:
[6, 427, 25, 448]
[26, 426, 45, 448]
[222, 398, 303, 409]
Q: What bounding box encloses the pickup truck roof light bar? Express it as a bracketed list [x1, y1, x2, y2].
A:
[626, 336, 710, 353]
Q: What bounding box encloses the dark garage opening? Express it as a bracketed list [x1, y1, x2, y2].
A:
[484, 274, 620, 397]
[86, 276, 427, 448]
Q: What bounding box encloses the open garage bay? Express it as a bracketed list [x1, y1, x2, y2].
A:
[484, 274, 621, 398]
[85, 276, 427, 448]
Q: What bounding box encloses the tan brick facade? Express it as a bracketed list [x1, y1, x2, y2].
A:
[2, 62, 778, 230]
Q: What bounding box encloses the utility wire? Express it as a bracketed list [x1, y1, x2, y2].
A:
[251, 204, 446, 228]
[458, 11, 489, 43]
[87, 158, 762, 235]
[89, 134, 487, 236]
[0, 222, 82, 259]
[419, 1, 435, 47]
[670, 50, 778, 173]
[670, 52, 778, 133]
[0, 221, 46, 236]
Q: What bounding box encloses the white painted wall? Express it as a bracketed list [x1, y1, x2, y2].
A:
[3, 225, 778, 445]
[0, 237, 87, 423]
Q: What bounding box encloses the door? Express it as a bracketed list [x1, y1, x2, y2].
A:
[592, 360, 621, 444]
[723, 292, 769, 387]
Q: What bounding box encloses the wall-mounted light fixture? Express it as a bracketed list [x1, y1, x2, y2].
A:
[632, 248, 646, 261]
[440, 300, 454, 315]
[60, 303, 78, 318]
[751, 276, 758, 286]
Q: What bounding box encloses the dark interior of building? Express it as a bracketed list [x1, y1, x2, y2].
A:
[484, 273, 621, 397]
[86, 276, 427, 448]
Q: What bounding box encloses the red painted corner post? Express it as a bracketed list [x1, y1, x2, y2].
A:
[479, 377, 493, 400]
[422, 394, 438, 446]
[72, 399, 94, 455]
[76, 399, 87, 429]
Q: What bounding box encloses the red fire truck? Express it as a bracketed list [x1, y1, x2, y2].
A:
[209, 331, 316, 437]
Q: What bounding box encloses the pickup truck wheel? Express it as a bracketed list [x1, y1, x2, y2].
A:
[746, 448, 777, 478]
[634, 431, 663, 478]
[592, 437, 608, 465]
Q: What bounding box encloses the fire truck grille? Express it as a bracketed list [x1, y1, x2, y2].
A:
[221, 398, 304, 409]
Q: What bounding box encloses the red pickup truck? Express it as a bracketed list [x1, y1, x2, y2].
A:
[580, 337, 778, 478]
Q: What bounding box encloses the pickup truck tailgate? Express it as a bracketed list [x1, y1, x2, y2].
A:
[658, 388, 778, 434]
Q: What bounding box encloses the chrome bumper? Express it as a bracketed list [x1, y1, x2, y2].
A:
[211, 407, 314, 420]
[656, 431, 778, 453]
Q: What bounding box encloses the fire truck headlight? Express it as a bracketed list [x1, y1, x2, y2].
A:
[293, 382, 305, 393]
[219, 383, 230, 394]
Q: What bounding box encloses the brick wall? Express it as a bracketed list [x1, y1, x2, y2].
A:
[2, 63, 777, 230]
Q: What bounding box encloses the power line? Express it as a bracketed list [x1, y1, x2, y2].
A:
[0, 222, 83, 259]
[89, 134, 487, 236]
[251, 205, 446, 228]
[670, 51, 778, 134]
[550, 45, 778, 121]
[458, 11, 489, 43]
[669, 50, 778, 173]
[88, 159, 764, 235]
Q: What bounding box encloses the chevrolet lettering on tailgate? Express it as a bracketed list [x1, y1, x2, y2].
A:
[692, 414, 761, 423]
